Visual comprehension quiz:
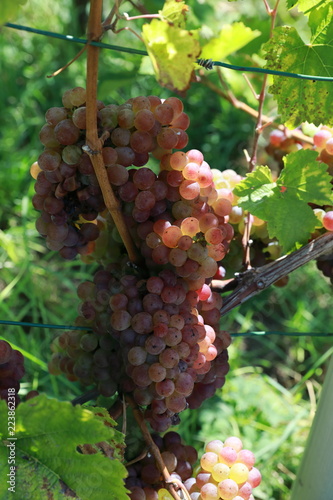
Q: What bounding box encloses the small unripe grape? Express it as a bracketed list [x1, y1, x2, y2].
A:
[224, 436, 243, 452]
[229, 463, 249, 484]
[217, 478, 238, 500]
[200, 452, 219, 472]
[211, 462, 230, 482]
[200, 482, 219, 500]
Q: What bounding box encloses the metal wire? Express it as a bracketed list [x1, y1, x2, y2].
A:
[5, 23, 333, 82]
[1, 319, 332, 337]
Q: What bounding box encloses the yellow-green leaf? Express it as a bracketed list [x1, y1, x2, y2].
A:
[200, 22, 261, 61]
[159, 0, 188, 28]
[142, 19, 200, 92]
[0, 0, 27, 23]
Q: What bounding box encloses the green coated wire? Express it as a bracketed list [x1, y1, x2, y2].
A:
[4, 23, 148, 55]
[5, 23, 333, 82]
[0, 319, 332, 337]
[0, 320, 89, 331]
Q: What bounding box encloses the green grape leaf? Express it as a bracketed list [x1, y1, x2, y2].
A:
[263, 4, 333, 128]
[233, 150, 333, 252]
[0, 0, 27, 23]
[287, 0, 331, 15]
[278, 149, 333, 205]
[159, 0, 188, 28]
[233, 165, 276, 220]
[200, 22, 261, 61]
[142, 19, 200, 92]
[83, 406, 126, 461]
[0, 396, 128, 500]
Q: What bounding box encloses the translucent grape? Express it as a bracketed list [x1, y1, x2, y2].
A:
[217, 479, 238, 500]
[200, 452, 219, 472]
[211, 462, 230, 482]
[229, 463, 249, 484]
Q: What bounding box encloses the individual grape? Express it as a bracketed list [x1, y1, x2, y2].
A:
[179, 180, 201, 200]
[69, 86, 86, 107]
[0, 340, 13, 365]
[217, 479, 238, 500]
[107, 164, 129, 186]
[162, 226, 182, 248]
[200, 452, 219, 472]
[54, 119, 80, 145]
[269, 129, 285, 147]
[154, 103, 174, 125]
[247, 467, 262, 488]
[224, 437, 243, 453]
[38, 150, 62, 172]
[200, 483, 219, 500]
[72, 106, 87, 129]
[325, 138, 333, 154]
[45, 107, 68, 126]
[111, 127, 131, 146]
[229, 463, 249, 484]
[134, 109, 155, 131]
[99, 107, 118, 129]
[171, 112, 190, 130]
[323, 211, 333, 231]
[128, 346, 148, 366]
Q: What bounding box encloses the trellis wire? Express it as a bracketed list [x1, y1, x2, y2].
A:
[5, 23, 333, 82]
[1, 319, 332, 337]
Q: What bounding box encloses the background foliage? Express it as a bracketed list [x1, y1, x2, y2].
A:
[0, 1, 332, 498]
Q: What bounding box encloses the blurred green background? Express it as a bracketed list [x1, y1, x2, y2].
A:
[0, 1, 332, 499]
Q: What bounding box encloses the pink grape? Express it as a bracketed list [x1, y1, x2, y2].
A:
[323, 211, 333, 231]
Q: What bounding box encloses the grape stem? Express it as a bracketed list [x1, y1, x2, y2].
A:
[85, 0, 140, 263]
[125, 395, 184, 500]
[212, 231, 333, 316]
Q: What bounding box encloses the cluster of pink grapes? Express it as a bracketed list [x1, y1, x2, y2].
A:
[31, 88, 190, 259]
[50, 264, 230, 431]
[185, 437, 261, 500]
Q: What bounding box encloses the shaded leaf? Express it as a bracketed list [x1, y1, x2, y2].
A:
[0, 396, 128, 500]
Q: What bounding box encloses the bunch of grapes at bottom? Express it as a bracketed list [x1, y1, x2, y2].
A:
[126, 431, 198, 500]
[49, 265, 230, 430]
[185, 437, 261, 500]
[0, 340, 25, 406]
[33, 88, 190, 260]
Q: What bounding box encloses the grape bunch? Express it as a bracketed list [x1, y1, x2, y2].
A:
[0, 340, 25, 406]
[126, 431, 198, 499]
[32, 88, 189, 260]
[50, 265, 230, 431]
[185, 436, 261, 500]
